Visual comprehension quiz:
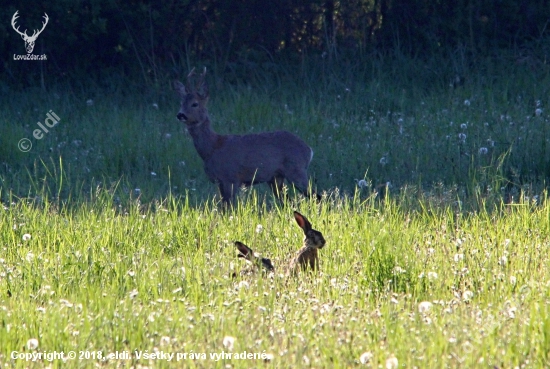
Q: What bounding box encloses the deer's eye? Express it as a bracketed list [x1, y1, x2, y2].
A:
[191, 102, 199, 108]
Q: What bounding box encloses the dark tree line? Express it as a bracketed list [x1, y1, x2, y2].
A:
[1, 0, 549, 83]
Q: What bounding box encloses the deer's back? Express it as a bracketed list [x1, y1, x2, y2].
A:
[204, 131, 311, 179]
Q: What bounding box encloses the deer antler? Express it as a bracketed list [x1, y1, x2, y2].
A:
[30, 13, 49, 40]
[11, 11, 26, 38]
[196, 67, 208, 96]
[11, 11, 48, 41]
[186, 68, 196, 91]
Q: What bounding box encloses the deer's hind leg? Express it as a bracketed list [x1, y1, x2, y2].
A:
[286, 169, 321, 201]
[218, 181, 238, 205]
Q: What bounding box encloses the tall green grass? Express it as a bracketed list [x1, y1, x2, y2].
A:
[1, 51, 550, 367]
[1, 193, 549, 367]
[1, 50, 549, 207]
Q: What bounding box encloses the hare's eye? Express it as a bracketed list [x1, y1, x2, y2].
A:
[191, 102, 199, 108]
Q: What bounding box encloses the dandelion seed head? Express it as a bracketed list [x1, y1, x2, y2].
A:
[478, 147, 488, 155]
[464, 99, 471, 106]
[418, 301, 433, 313]
[129, 289, 138, 299]
[86, 99, 94, 106]
[535, 108, 543, 117]
[222, 336, 235, 351]
[460, 123, 467, 130]
[255, 224, 263, 233]
[462, 290, 474, 301]
[357, 179, 368, 189]
[427, 271, 438, 280]
[360, 352, 373, 364]
[386, 355, 399, 369]
[27, 338, 39, 350]
[22, 233, 31, 241]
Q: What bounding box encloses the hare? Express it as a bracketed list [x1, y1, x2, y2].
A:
[286, 211, 326, 275]
[233, 241, 274, 276]
[233, 211, 325, 277]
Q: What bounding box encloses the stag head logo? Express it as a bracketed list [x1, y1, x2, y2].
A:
[11, 11, 49, 54]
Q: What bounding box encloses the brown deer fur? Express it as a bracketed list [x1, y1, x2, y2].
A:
[174, 68, 319, 204]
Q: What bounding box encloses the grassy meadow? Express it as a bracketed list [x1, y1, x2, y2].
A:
[1, 51, 550, 367]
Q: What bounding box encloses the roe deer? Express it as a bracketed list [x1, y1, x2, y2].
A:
[174, 68, 319, 204]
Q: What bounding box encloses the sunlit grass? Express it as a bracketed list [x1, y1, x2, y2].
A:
[1, 193, 549, 367]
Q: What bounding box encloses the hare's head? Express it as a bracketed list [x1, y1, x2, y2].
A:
[294, 211, 325, 249]
[174, 67, 209, 126]
[235, 241, 275, 272]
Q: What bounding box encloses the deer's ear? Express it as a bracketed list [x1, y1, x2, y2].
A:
[173, 81, 187, 96]
[197, 80, 209, 99]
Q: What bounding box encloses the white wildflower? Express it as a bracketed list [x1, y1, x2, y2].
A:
[129, 289, 138, 299]
[535, 108, 543, 117]
[464, 99, 471, 106]
[478, 147, 488, 155]
[22, 233, 31, 241]
[357, 179, 368, 189]
[460, 123, 467, 130]
[255, 224, 263, 233]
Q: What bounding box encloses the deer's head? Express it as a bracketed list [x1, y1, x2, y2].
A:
[11, 11, 49, 54]
[174, 68, 209, 126]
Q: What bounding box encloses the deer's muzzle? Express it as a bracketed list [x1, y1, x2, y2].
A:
[177, 113, 187, 122]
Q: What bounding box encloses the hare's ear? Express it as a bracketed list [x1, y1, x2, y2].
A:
[294, 211, 312, 232]
[261, 258, 275, 271]
[235, 241, 253, 259]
